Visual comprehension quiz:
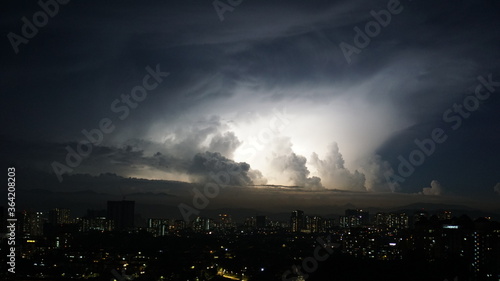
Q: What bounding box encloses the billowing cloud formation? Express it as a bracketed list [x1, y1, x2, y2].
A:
[358, 155, 399, 192]
[270, 153, 323, 190]
[104, 121, 267, 185]
[157, 116, 228, 159]
[421, 180, 445, 196]
[311, 143, 365, 191]
[0, 114, 267, 185]
[494, 183, 500, 195]
[188, 151, 265, 186]
[208, 132, 241, 159]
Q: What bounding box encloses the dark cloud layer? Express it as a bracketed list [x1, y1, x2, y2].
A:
[189, 151, 255, 186]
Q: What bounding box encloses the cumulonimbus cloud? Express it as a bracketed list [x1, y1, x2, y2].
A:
[310, 143, 365, 191]
[270, 152, 323, 190]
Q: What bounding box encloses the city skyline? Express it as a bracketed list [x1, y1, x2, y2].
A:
[8, 195, 500, 224]
[1, 0, 500, 229]
[7, 202, 499, 230]
[3, 202, 499, 280]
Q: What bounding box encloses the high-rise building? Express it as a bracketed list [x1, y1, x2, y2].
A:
[21, 211, 45, 237]
[471, 218, 500, 280]
[342, 209, 369, 228]
[340, 216, 360, 228]
[438, 210, 452, 220]
[244, 217, 256, 228]
[80, 209, 113, 232]
[49, 208, 71, 225]
[218, 213, 233, 229]
[472, 231, 484, 279]
[308, 216, 324, 233]
[375, 212, 409, 229]
[192, 217, 212, 232]
[389, 213, 409, 229]
[291, 210, 305, 232]
[107, 201, 135, 231]
[413, 210, 429, 227]
[375, 212, 387, 226]
[79, 217, 114, 232]
[174, 219, 186, 231]
[147, 218, 169, 236]
[324, 218, 335, 230]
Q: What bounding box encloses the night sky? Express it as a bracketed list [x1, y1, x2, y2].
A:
[1, 0, 499, 217]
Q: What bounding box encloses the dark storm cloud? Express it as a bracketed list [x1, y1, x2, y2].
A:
[189, 151, 259, 186]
